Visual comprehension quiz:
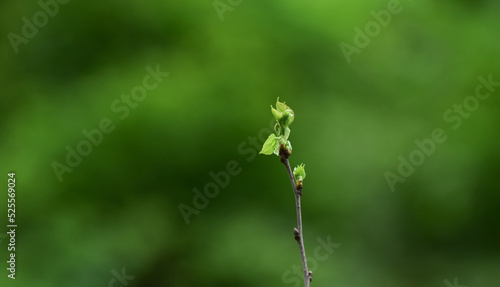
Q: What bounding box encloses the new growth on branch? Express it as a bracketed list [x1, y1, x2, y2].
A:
[260, 98, 312, 287]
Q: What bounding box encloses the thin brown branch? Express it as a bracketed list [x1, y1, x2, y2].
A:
[280, 147, 311, 287]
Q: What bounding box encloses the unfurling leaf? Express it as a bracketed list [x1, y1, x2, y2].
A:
[275, 97, 294, 126]
[261, 98, 295, 156]
[271, 105, 283, 121]
[293, 163, 306, 184]
[260, 133, 279, 155]
[276, 97, 294, 115]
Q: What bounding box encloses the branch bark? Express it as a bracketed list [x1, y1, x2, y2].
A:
[280, 148, 311, 286]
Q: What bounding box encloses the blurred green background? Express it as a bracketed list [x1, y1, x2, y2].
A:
[1, 0, 499, 286]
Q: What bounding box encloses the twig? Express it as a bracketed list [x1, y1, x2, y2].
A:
[260, 99, 312, 285]
[280, 147, 311, 287]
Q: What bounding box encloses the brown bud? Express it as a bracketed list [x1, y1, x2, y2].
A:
[293, 228, 300, 242]
[279, 144, 291, 164]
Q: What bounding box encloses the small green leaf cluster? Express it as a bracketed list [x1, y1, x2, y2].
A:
[293, 163, 306, 188]
[260, 98, 307, 191]
[260, 98, 294, 156]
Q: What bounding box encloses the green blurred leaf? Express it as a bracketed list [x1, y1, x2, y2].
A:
[260, 133, 279, 155]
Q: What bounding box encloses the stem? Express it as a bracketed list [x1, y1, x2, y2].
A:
[281, 154, 311, 287]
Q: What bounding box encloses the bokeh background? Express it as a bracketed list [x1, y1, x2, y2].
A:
[1, 0, 500, 286]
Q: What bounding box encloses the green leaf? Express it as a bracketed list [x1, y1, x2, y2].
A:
[276, 97, 292, 114]
[283, 127, 290, 140]
[277, 97, 294, 114]
[285, 110, 294, 126]
[271, 106, 283, 121]
[293, 163, 306, 182]
[265, 98, 295, 156]
[260, 133, 279, 155]
[275, 98, 294, 127]
[285, 140, 292, 153]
